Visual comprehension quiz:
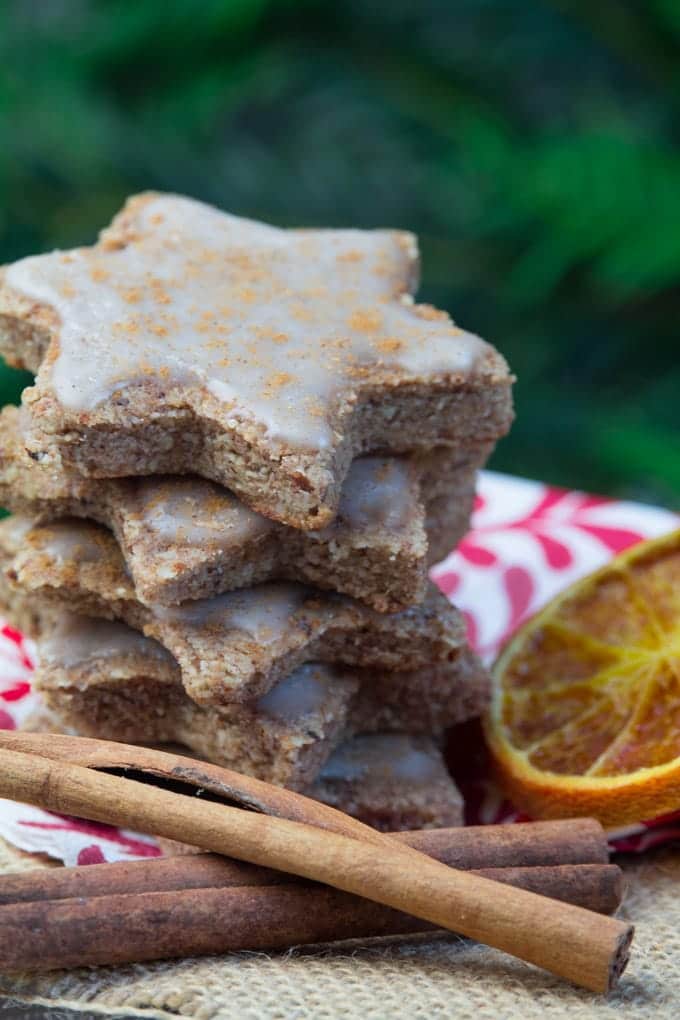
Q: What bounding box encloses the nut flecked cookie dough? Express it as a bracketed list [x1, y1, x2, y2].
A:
[1, 517, 471, 706]
[0, 192, 513, 529]
[0, 406, 485, 610]
[28, 613, 488, 791]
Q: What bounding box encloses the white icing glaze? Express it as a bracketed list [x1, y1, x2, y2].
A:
[319, 734, 441, 783]
[41, 615, 170, 667]
[153, 582, 308, 641]
[132, 454, 414, 548]
[334, 456, 414, 531]
[0, 515, 33, 550]
[131, 476, 270, 549]
[256, 663, 335, 721]
[35, 522, 105, 563]
[7, 193, 488, 449]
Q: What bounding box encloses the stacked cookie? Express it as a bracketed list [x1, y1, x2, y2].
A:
[0, 193, 513, 830]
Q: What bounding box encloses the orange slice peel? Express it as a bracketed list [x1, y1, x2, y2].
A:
[484, 528, 680, 827]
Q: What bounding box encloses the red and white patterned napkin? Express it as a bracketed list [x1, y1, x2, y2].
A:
[0, 471, 676, 864]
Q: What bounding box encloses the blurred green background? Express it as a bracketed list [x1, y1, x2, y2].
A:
[0, 1, 677, 505]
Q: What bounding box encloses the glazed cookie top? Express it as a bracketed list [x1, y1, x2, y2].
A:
[153, 582, 311, 641]
[130, 453, 416, 550]
[256, 663, 341, 722]
[41, 614, 173, 669]
[318, 733, 444, 784]
[34, 520, 110, 564]
[6, 192, 489, 450]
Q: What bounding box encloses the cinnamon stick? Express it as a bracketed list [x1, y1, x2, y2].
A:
[0, 819, 612, 906]
[0, 865, 624, 972]
[0, 733, 610, 863]
[0, 743, 633, 993]
[397, 818, 610, 868]
[0, 730, 395, 845]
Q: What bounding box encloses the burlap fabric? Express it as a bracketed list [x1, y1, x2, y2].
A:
[0, 838, 677, 1019]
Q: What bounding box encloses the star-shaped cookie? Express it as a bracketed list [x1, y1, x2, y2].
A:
[0, 192, 513, 528]
[34, 615, 487, 789]
[1, 517, 469, 705]
[0, 406, 483, 610]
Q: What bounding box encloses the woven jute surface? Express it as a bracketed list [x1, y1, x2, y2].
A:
[0, 838, 677, 1020]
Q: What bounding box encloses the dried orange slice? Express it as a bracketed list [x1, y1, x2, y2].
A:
[484, 528, 680, 827]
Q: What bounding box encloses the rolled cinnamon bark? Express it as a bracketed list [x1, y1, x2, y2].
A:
[0, 864, 623, 972]
[0, 819, 610, 905]
[399, 818, 610, 868]
[0, 745, 634, 993]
